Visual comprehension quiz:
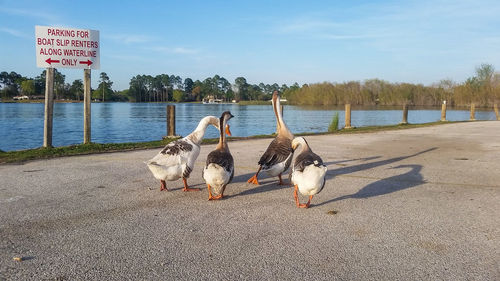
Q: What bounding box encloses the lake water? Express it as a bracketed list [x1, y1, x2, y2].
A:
[0, 102, 497, 151]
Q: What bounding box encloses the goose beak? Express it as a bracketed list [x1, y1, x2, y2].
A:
[225, 124, 232, 136]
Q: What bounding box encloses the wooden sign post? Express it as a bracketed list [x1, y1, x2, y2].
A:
[84, 69, 92, 143]
[43, 68, 54, 147]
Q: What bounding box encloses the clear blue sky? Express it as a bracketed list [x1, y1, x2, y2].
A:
[1, 0, 499, 90]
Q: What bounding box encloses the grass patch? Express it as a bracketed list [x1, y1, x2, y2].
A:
[293, 120, 466, 137]
[0, 139, 177, 164]
[0, 121, 464, 164]
[328, 112, 340, 132]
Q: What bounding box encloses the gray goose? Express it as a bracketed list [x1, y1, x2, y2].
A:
[202, 111, 235, 200]
[290, 137, 327, 208]
[146, 115, 230, 192]
[247, 91, 294, 185]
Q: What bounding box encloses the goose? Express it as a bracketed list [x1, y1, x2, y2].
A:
[247, 91, 294, 185]
[290, 137, 327, 208]
[146, 115, 231, 192]
[202, 111, 235, 200]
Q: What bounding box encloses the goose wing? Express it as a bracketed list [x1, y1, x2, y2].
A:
[148, 139, 198, 168]
[258, 136, 293, 168]
[206, 149, 234, 173]
[294, 151, 324, 172]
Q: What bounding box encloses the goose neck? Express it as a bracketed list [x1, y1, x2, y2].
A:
[187, 116, 217, 144]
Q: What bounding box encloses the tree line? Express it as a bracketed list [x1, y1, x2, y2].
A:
[0, 69, 121, 102]
[126, 74, 297, 102]
[0, 70, 293, 103]
[287, 64, 500, 107]
[1, 64, 498, 106]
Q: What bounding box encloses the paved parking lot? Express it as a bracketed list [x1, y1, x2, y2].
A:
[1, 121, 499, 280]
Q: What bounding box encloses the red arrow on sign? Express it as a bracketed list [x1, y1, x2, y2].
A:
[45, 58, 60, 65]
[79, 60, 93, 66]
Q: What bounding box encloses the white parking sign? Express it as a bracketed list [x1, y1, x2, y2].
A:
[35, 25, 100, 69]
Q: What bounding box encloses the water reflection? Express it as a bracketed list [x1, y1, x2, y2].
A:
[0, 103, 497, 151]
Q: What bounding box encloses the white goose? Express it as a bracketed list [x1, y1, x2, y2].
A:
[146, 115, 231, 192]
[202, 111, 234, 200]
[247, 91, 294, 185]
[290, 137, 327, 208]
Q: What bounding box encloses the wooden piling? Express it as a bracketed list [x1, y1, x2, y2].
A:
[83, 69, 91, 144]
[345, 104, 352, 129]
[494, 104, 499, 121]
[43, 68, 54, 148]
[401, 103, 409, 124]
[470, 103, 476, 121]
[441, 101, 447, 121]
[167, 105, 176, 137]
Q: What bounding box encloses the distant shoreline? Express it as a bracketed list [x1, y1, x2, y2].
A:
[1, 99, 498, 110]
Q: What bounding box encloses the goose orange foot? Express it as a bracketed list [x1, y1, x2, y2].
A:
[182, 178, 200, 192]
[293, 185, 312, 208]
[293, 184, 300, 206]
[247, 167, 262, 185]
[207, 184, 214, 200]
[247, 174, 260, 185]
[211, 194, 224, 200]
[298, 202, 311, 208]
[298, 195, 313, 209]
[160, 180, 169, 191]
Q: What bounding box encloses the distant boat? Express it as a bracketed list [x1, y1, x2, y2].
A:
[13, 95, 29, 100]
[202, 98, 224, 104]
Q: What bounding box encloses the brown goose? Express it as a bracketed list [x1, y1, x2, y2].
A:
[290, 137, 327, 208]
[202, 111, 235, 200]
[247, 91, 294, 185]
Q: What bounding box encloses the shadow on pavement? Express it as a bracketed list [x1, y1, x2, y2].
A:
[314, 147, 437, 207]
[325, 147, 436, 180]
[229, 171, 292, 198]
[322, 156, 382, 167]
[316, 164, 425, 207]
